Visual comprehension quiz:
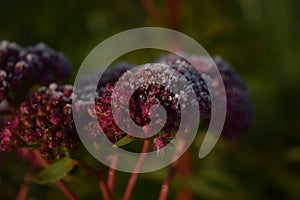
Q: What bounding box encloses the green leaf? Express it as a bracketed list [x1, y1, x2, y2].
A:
[34, 157, 73, 184]
[114, 136, 136, 147]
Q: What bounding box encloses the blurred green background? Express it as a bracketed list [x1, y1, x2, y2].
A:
[0, 0, 299, 199]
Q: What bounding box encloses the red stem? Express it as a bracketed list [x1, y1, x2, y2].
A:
[140, 0, 165, 25]
[165, 0, 181, 30]
[107, 154, 119, 198]
[158, 160, 178, 200]
[107, 168, 116, 195]
[32, 150, 79, 200]
[158, 138, 187, 200]
[15, 165, 34, 200]
[73, 160, 111, 200]
[98, 179, 112, 200]
[122, 138, 152, 200]
[176, 152, 193, 200]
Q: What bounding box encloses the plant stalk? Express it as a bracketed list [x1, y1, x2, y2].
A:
[107, 154, 119, 198]
[15, 165, 34, 200]
[72, 160, 112, 200]
[122, 138, 152, 200]
[140, 0, 165, 25]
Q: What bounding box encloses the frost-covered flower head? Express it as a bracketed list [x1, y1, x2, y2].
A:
[78, 53, 252, 157]
[160, 54, 253, 138]
[0, 40, 72, 102]
[0, 83, 78, 160]
[158, 55, 212, 119]
[93, 62, 203, 153]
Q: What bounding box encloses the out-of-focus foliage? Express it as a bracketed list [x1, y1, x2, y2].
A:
[0, 0, 299, 199]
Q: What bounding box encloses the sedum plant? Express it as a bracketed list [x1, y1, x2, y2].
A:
[0, 40, 252, 200]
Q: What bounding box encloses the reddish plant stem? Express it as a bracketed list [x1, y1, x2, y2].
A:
[178, 188, 194, 200]
[140, 0, 165, 25]
[165, 0, 181, 30]
[55, 181, 79, 200]
[158, 138, 187, 200]
[107, 168, 116, 195]
[107, 154, 119, 198]
[32, 150, 79, 200]
[98, 180, 111, 200]
[159, 152, 194, 200]
[73, 160, 111, 200]
[176, 152, 193, 200]
[122, 138, 152, 200]
[158, 160, 178, 200]
[15, 165, 34, 200]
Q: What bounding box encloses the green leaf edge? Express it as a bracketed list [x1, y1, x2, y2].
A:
[114, 135, 136, 147]
[33, 156, 73, 184]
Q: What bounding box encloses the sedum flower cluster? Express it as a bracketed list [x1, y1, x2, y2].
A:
[0, 40, 253, 160]
[91, 55, 253, 151]
[0, 84, 77, 160]
[0, 40, 72, 102]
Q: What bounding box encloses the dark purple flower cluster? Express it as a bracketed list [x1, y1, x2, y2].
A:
[74, 62, 134, 108]
[158, 55, 211, 119]
[211, 56, 253, 138]
[97, 62, 134, 95]
[0, 40, 72, 102]
[163, 54, 253, 138]
[95, 82, 181, 143]
[0, 83, 78, 160]
[93, 55, 252, 152]
[94, 63, 203, 148]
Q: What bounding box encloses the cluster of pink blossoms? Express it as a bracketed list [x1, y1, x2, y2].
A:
[0, 41, 253, 160]
[0, 84, 77, 160]
[90, 55, 252, 152]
